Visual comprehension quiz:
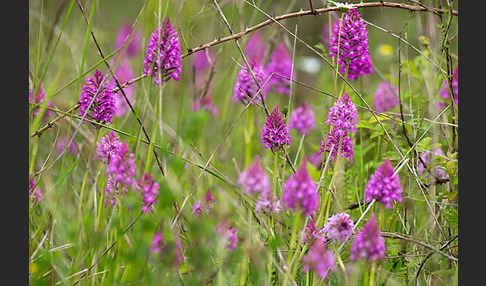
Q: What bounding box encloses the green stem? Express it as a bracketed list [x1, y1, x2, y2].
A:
[369, 262, 376, 286]
[78, 127, 101, 217]
[245, 108, 253, 168]
[283, 211, 301, 286]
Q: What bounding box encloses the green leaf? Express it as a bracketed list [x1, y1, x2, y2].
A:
[416, 137, 432, 152]
[356, 120, 375, 130]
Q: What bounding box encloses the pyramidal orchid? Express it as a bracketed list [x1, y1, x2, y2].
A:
[302, 238, 337, 279]
[111, 58, 136, 118]
[350, 214, 386, 262]
[282, 158, 319, 216]
[138, 173, 160, 213]
[261, 104, 291, 151]
[329, 9, 373, 80]
[288, 102, 316, 135]
[79, 69, 115, 125]
[438, 67, 458, 109]
[374, 81, 398, 113]
[245, 31, 267, 65]
[266, 43, 292, 95]
[233, 64, 268, 104]
[364, 158, 402, 209]
[115, 23, 141, 58]
[144, 18, 182, 85]
[320, 93, 359, 161]
[237, 158, 271, 195]
[323, 212, 354, 243]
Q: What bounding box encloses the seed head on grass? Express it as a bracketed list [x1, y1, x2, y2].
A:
[265, 43, 292, 95]
[282, 158, 319, 216]
[323, 212, 354, 243]
[302, 238, 337, 279]
[144, 18, 182, 85]
[261, 104, 291, 151]
[233, 64, 268, 104]
[329, 8, 373, 80]
[288, 102, 316, 135]
[138, 173, 160, 213]
[350, 214, 385, 262]
[364, 158, 402, 209]
[320, 93, 358, 161]
[79, 69, 115, 125]
[374, 81, 398, 113]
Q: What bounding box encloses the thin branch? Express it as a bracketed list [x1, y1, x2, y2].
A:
[182, 2, 457, 59]
[382, 232, 458, 262]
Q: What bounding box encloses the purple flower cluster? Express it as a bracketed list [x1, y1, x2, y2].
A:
[261, 105, 291, 151]
[79, 69, 115, 125]
[56, 136, 79, 155]
[302, 217, 325, 244]
[192, 95, 218, 116]
[309, 151, 323, 170]
[217, 221, 238, 251]
[144, 19, 182, 84]
[29, 177, 42, 202]
[265, 43, 292, 95]
[150, 232, 164, 253]
[138, 173, 160, 213]
[302, 238, 337, 279]
[374, 81, 398, 113]
[320, 93, 359, 161]
[97, 131, 137, 207]
[111, 58, 136, 118]
[282, 159, 319, 216]
[418, 148, 449, 180]
[192, 189, 215, 216]
[288, 102, 316, 135]
[438, 67, 458, 109]
[238, 158, 271, 195]
[193, 49, 213, 73]
[238, 158, 280, 213]
[105, 142, 136, 207]
[365, 158, 402, 209]
[350, 214, 385, 262]
[29, 85, 53, 118]
[323, 212, 354, 243]
[245, 31, 268, 65]
[115, 23, 141, 58]
[255, 192, 281, 214]
[321, 17, 337, 49]
[96, 131, 121, 162]
[329, 9, 373, 80]
[233, 64, 268, 104]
